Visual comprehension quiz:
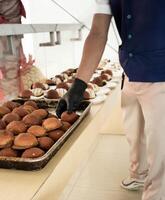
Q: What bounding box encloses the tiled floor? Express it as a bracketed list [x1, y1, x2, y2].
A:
[59, 135, 142, 200]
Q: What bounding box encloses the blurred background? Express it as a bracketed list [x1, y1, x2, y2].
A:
[21, 0, 120, 77]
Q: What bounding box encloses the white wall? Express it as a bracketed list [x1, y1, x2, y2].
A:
[21, 0, 119, 78]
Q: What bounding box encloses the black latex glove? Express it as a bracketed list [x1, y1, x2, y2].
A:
[56, 78, 87, 118]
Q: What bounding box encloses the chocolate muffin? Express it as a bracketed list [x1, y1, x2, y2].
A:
[31, 82, 46, 90]
[19, 90, 33, 99]
[45, 89, 60, 99]
[101, 69, 113, 76]
[91, 77, 106, 87]
[56, 82, 70, 90]
[100, 73, 111, 81]
[45, 79, 55, 86]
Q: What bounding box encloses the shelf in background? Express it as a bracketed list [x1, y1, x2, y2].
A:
[0, 24, 82, 36]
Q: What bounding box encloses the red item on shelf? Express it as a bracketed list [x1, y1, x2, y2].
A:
[19, 0, 26, 18]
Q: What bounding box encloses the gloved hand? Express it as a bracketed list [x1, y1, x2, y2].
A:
[56, 78, 87, 118]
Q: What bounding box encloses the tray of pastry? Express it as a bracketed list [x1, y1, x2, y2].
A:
[0, 100, 91, 170]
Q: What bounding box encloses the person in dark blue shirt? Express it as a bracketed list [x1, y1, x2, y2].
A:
[56, 1, 165, 199]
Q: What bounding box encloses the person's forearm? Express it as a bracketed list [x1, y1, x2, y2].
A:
[76, 33, 107, 83]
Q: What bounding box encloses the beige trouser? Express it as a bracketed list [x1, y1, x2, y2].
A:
[121, 76, 165, 200]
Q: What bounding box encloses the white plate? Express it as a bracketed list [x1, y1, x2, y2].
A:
[113, 72, 122, 78]
[91, 95, 107, 104]
[30, 95, 44, 100]
[49, 85, 56, 90]
[106, 82, 117, 89]
[43, 96, 59, 102]
[111, 78, 120, 83]
[96, 88, 110, 96]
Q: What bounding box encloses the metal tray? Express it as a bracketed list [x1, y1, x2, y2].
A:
[0, 101, 91, 171]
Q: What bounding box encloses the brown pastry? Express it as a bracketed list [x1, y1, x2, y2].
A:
[61, 121, 71, 132]
[2, 113, 20, 124]
[24, 101, 38, 109]
[13, 133, 38, 149]
[101, 69, 113, 76]
[0, 148, 18, 157]
[21, 147, 44, 158]
[56, 82, 70, 90]
[3, 101, 20, 111]
[51, 75, 63, 85]
[0, 132, 14, 148]
[67, 79, 74, 84]
[83, 91, 90, 100]
[55, 75, 64, 82]
[22, 114, 42, 127]
[19, 90, 33, 99]
[100, 73, 111, 81]
[0, 119, 6, 130]
[6, 121, 27, 134]
[61, 111, 79, 124]
[48, 129, 64, 141]
[91, 77, 106, 87]
[45, 89, 60, 99]
[27, 125, 47, 137]
[32, 109, 48, 120]
[0, 130, 14, 137]
[42, 118, 62, 131]
[23, 105, 36, 113]
[83, 88, 95, 100]
[0, 106, 11, 117]
[31, 82, 46, 90]
[45, 79, 55, 86]
[38, 137, 54, 150]
[12, 107, 29, 118]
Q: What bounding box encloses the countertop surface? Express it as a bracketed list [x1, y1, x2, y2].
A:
[0, 83, 122, 200]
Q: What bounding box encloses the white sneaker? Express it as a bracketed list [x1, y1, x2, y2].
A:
[121, 177, 144, 191]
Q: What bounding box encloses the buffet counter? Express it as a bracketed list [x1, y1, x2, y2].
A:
[0, 83, 123, 200]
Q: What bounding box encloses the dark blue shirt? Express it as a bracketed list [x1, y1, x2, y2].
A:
[110, 0, 165, 82]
